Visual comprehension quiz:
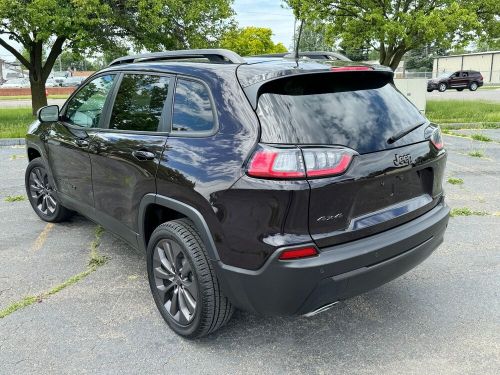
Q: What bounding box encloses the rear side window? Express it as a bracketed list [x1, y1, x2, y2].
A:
[109, 74, 170, 132]
[256, 73, 426, 154]
[172, 79, 215, 133]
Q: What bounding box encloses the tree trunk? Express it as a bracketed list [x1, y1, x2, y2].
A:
[29, 75, 48, 115]
[379, 44, 407, 71]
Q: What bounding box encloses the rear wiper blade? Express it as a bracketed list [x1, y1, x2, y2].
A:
[387, 120, 428, 144]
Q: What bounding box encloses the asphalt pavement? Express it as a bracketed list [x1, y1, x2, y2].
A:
[0, 135, 499, 374]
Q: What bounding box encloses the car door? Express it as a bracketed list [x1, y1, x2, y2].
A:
[88, 72, 172, 246]
[46, 74, 117, 211]
[448, 71, 461, 87]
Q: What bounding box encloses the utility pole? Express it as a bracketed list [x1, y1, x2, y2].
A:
[0, 58, 4, 83]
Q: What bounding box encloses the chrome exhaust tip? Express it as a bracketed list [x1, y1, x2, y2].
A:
[302, 301, 339, 318]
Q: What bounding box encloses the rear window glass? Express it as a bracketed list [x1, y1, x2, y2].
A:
[256, 73, 426, 154]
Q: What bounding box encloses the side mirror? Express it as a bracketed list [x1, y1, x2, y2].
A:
[37, 105, 59, 123]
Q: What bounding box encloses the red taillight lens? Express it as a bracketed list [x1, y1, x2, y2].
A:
[303, 149, 353, 177]
[279, 246, 318, 260]
[330, 66, 373, 72]
[247, 148, 305, 178]
[430, 127, 444, 150]
[247, 146, 355, 179]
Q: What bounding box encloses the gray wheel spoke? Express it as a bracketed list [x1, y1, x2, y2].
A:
[183, 280, 197, 297]
[156, 283, 175, 302]
[179, 257, 192, 278]
[162, 242, 176, 271]
[181, 287, 196, 314]
[169, 288, 179, 316]
[41, 196, 47, 212]
[157, 245, 175, 274]
[46, 195, 57, 212]
[177, 290, 192, 324]
[154, 266, 174, 281]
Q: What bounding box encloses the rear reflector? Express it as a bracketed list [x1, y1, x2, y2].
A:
[330, 66, 373, 72]
[278, 246, 318, 260]
[247, 145, 355, 180]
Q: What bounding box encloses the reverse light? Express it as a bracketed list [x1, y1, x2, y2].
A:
[303, 149, 353, 177]
[430, 127, 444, 150]
[278, 246, 318, 260]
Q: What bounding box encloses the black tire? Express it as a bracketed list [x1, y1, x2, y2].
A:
[147, 218, 234, 338]
[457, 88, 464, 91]
[469, 82, 478, 91]
[438, 83, 447, 92]
[427, 89, 433, 92]
[25, 158, 73, 222]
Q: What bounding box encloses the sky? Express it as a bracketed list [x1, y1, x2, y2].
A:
[0, 0, 295, 62]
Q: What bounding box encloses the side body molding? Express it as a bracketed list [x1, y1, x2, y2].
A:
[138, 193, 220, 262]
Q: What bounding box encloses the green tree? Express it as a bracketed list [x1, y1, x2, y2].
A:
[297, 21, 331, 51]
[285, 0, 500, 70]
[220, 27, 288, 56]
[0, 0, 234, 113]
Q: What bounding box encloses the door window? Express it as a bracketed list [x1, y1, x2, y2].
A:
[64, 75, 116, 128]
[109, 74, 170, 132]
[172, 79, 215, 133]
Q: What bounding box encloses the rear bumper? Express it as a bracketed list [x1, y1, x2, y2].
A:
[214, 200, 449, 316]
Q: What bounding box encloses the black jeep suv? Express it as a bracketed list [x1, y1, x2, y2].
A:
[25, 49, 449, 338]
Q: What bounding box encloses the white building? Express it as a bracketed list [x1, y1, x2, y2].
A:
[433, 51, 500, 83]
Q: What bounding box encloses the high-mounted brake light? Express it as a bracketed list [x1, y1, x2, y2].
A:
[430, 127, 444, 150]
[278, 246, 318, 260]
[330, 66, 373, 72]
[247, 146, 355, 179]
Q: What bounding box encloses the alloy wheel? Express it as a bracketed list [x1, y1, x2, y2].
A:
[28, 167, 57, 215]
[153, 239, 198, 325]
[470, 83, 478, 91]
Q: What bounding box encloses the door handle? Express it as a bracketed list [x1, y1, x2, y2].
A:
[132, 150, 156, 161]
[75, 139, 89, 147]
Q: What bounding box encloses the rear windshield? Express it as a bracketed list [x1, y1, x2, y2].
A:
[256, 73, 426, 154]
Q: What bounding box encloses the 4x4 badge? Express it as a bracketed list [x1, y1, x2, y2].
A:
[393, 153, 412, 167]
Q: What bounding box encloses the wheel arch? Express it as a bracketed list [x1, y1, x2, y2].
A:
[138, 194, 220, 262]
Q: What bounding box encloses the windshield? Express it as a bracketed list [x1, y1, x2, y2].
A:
[438, 72, 451, 78]
[256, 73, 426, 154]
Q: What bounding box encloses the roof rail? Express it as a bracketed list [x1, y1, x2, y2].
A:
[108, 49, 246, 66]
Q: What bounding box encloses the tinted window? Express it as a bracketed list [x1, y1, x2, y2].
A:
[256, 73, 427, 154]
[65, 75, 115, 128]
[172, 79, 214, 132]
[110, 74, 170, 132]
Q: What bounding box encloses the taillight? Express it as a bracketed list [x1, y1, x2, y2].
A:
[330, 66, 373, 72]
[247, 148, 305, 178]
[303, 149, 353, 177]
[430, 127, 444, 150]
[247, 145, 355, 179]
[278, 246, 318, 260]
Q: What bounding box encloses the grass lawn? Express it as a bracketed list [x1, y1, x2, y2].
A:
[1, 99, 499, 139]
[426, 100, 500, 124]
[0, 108, 34, 138]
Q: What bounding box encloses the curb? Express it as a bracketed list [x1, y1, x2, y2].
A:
[0, 138, 25, 146]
